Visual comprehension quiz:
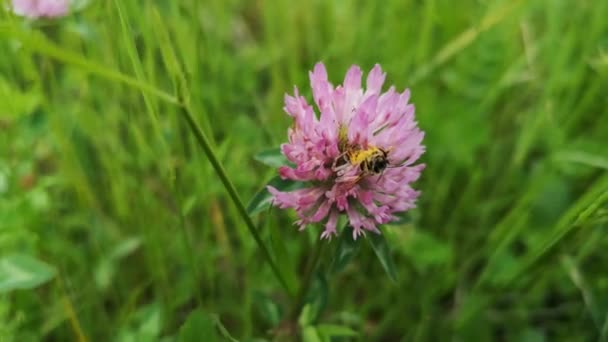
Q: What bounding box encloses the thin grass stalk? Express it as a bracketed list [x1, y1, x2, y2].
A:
[178, 100, 294, 299]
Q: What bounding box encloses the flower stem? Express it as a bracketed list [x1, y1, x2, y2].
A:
[178, 102, 294, 298]
[291, 238, 326, 319]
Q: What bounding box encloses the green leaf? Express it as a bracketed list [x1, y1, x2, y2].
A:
[504, 175, 608, 286]
[367, 233, 398, 282]
[561, 255, 602, 330]
[110, 237, 142, 260]
[401, 229, 452, 272]
[0, 254, 56, 293]
[212, 314, 240, 342]
[269, 219, 298, 296]
[254, 291, 282, 327]
[316, 324, 358, 338]
[6, 28, 178, 105]
[297, 272, 329, 327]
[298, 304, 315, 327]
[515, 328, 547, 342]
[0, 77, 41, 119]
[94, 259, 113, 291]
[330, 225, 361, 274]
[302, 326, 322, 342]
[254, 148, 289, 168]
[554, 149, 608, 170]
[95, 237, 142, 290]
[137, 304, 162, 338]
[150, 6, 188, 97]
[181, 195, 198, 216]
[482, 250, 520, 287]
[454, 294, 491, 334]
[304, 271, 328, 324]
[246, 176, 305, 216]
[178, 310, 218, 342]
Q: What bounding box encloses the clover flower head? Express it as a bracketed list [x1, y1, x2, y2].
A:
[268, 62, 425, 239]
[12, 0, 69, 19]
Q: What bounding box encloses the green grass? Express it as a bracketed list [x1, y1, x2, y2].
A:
[1, 0, 608, 340]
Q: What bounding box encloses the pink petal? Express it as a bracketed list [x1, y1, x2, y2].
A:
[348, 94, 378, 146]
[310, 63, 333, 114]
[366, 64, 386, 95]
[12, 0, 68, 18]
[343, 65, 362, 93]
[321, 210, 339, 239]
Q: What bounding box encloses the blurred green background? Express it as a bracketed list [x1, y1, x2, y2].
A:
[1, 0, 608, 340]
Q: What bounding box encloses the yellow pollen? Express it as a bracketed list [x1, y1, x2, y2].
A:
[348, 147, 381, 164]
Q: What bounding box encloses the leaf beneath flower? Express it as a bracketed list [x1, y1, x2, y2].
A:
[269, 220, 298, 296]
[330, 225, 361, 274]
[303, 271, 328, 324]
[367, 233, 398, 282]
[254, 147, 290, 168]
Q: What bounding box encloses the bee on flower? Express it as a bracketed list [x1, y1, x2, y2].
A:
[268, 63, 425, 239]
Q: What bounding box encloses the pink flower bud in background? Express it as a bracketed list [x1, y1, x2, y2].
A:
[12, 0, 69, 19]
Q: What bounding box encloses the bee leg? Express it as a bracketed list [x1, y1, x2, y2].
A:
[376, 168, 386, 183]
[332, 152, 349, 172]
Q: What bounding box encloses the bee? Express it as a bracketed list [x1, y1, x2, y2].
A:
[333, 125, 393, 181]
[349, 147, 390, 175]
[333, 145, 391, 181]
